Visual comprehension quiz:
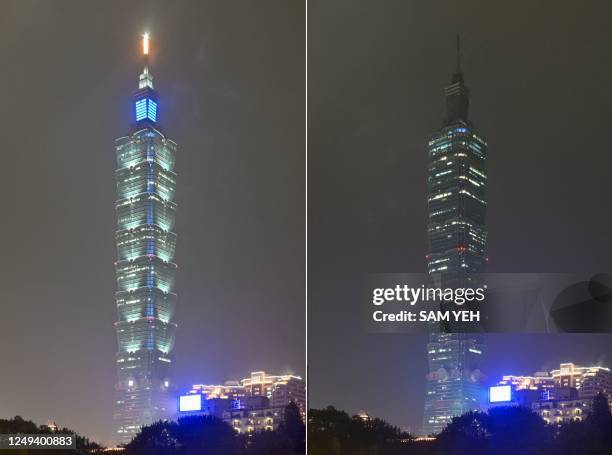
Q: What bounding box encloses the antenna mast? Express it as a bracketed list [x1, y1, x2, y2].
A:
[456, 34, 461, 73]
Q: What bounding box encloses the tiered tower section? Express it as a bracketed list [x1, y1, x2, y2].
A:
[113, 34, 178, 445]
[426, 114, 488, 286]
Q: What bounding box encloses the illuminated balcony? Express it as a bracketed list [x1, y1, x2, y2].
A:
[116, 288, 177, 323]
[116, 193, 177, 231]
[116, 163, 177, 201]
[116, 318, 177, 353]
[115, 256, 177, 292]
[116, 226, 177, 262]
[116, 130, 177, 172]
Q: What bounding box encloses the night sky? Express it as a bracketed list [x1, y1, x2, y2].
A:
[308, 0, 612, 434]
[0, 0, 304, 445]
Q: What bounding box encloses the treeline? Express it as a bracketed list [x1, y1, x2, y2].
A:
[308, 393, 612, 454]
[0, 415, 100, 455]
[125, 402, 305, 455]
[0, 402, 305, 455]
[308, 407, 430, 455]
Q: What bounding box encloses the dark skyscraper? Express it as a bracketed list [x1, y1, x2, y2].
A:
[113, 35, 178, 445]
[422, 38, 488, 435]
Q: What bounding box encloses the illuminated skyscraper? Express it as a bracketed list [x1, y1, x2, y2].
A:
[113, 34, 178, 445]
[422, 38, 488, 435]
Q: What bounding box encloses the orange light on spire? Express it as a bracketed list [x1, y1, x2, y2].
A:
[142, 33, 150, 55]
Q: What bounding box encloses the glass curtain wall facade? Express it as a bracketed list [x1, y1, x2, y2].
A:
[112, 43, 178, 445]
[421, 44, 488, 435]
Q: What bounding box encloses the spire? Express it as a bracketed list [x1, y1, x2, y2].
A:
[444, 34, 470, 125]
[456, 34, 461, 74]
[139, 33, 154, 89]
[142, 32, 150, 56]
[133, 32, 158, 125]
[451, 34, 464, 83]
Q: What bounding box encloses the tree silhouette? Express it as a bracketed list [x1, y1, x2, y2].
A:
[308, 406, 416, 454]
[436, 411, 488, 454]
[277, 402, 306, 453]
[486, 406, 551, 454]
[437, 406, 552, 454]
[124, 404, 305, 455]
[125, 415, 241, 455]
[310, 399, 612, 455]
[588, 392, 612, 432]
[246, 402, 305, 455]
